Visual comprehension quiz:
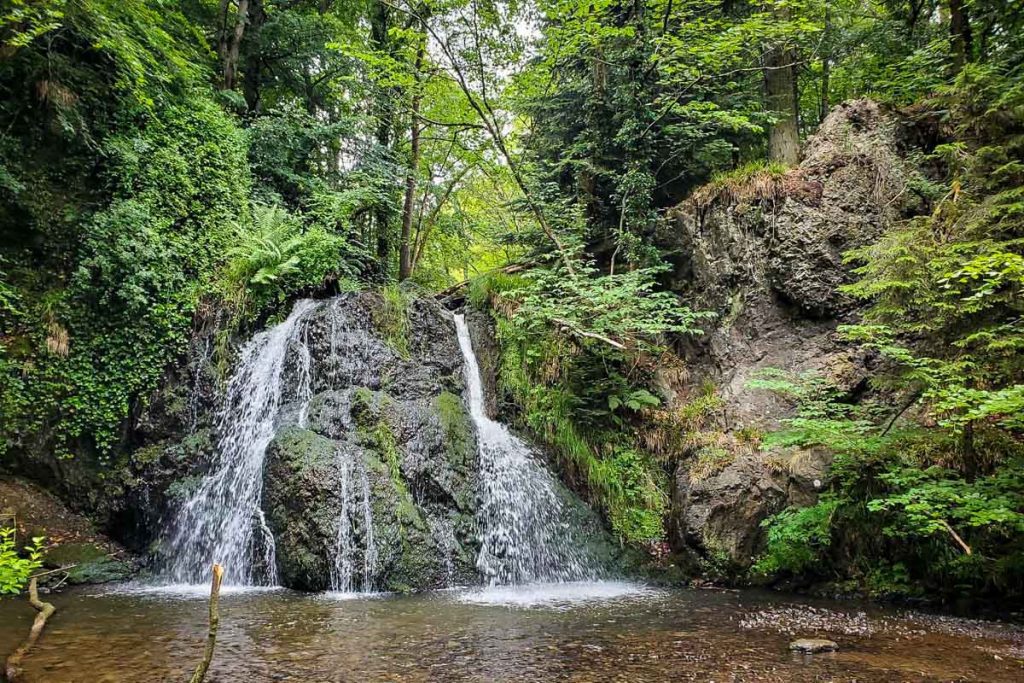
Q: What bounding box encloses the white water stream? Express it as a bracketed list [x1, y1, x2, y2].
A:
[164, 300, 318, 585]
[453, 314, 592, 585]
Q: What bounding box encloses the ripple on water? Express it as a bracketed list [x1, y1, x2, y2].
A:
[98, 582, 286, 599]
[456, 580, 659, 608]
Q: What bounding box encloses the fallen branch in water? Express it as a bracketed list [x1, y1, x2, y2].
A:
[27, 564, 77, 580]
[189, 563, 224, 683]
[4, 577, 57, 682]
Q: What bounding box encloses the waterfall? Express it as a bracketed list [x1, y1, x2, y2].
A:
[328, 446, 376, 593]
[453, 314, 592, 585]
[163, 299, 318, 585]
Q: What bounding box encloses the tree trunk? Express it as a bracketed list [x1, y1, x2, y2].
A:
[820, 3, 831, 123]
[765, 45, 800, 165]
[371, 2, 395, 274]
[242, 0, 265, 113]
[948, 0, 973, 73]
[222, 0, 250, 91]
[398, 40, 424, 282]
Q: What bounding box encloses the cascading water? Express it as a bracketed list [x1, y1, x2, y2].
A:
[328, 446, 376, 593]
[453, 314, 593, 585]
[160, 296, 603, 591]
[163, 299, 318, 585]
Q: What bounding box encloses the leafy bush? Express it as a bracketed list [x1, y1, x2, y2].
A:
[755, 500, 838, 577]
[0, 527, 44, 595]
[751, 369, 1024, 599]
[220, 204, 352, 317]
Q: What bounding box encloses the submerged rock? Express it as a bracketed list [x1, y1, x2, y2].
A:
[789, 638, 839, 653]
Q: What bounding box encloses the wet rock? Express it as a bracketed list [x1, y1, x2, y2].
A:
[789, 638, 839, 653]
[261, 294, 485, 592]
[262, 427, 342, 591]
[670, 454, 787, 570]
[42, 541, 133, 585]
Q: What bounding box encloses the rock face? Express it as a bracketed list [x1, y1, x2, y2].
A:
[670, 448, 833, 571]
[257, 293, 481, 592]
[663, 100, 925, 570]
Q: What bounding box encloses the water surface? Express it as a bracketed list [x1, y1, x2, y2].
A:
[0, 583, 1020, 682]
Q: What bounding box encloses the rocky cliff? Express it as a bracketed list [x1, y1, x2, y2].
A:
[660, 100, 930, 573]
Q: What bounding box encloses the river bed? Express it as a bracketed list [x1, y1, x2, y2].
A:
[0, 581, 1021, 682]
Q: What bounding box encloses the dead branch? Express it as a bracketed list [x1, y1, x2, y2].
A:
[5, 578, 57, 682]
[940, 520, 972, 555]
[551, 318, 627, 351]
[189, 563, 225, 683]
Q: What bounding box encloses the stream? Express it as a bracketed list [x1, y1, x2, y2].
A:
[1, 582, 1021, 682]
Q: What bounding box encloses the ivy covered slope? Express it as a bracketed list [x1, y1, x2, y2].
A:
[0, 1, 393, 494]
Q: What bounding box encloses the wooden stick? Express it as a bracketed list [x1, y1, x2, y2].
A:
[5, 577, 57, 681]
[27, 564, 77, 580]
[550, 317, 628, 350]
[941, 520, 972, 555]
[189, 563, 225, 683]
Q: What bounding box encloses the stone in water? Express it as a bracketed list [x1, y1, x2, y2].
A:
[790, 638, 838, 654]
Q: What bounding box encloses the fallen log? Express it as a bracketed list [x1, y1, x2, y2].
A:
[4, 577, 56, 682]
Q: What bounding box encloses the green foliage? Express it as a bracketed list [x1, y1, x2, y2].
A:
[0, 527, 43, 595]
[372, 285, 411, 358]
[751, 369, 1024, 600]
[755, 500, 838, 576]
[1, 89, 251, 458]
[477, 261, 707, 547]
[220, 204, 353, 317]
[0, 2, 369, 461]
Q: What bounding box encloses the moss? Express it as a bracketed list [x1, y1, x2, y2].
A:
[362, 415, 423, 531]
[434, 391, 472, 464]
[688, 160, 791, 210]
[372, 285, 410, 358]
[165, 475, 204, 500]
[688, 445, 735, 484]
[43, 542, 133, 584]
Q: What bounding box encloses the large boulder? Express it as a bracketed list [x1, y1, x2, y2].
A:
[669, 448, 832, 571]
[260, 293, 481, 592]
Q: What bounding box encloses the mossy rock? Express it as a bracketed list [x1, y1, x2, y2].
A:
[43, 542, 133, 584]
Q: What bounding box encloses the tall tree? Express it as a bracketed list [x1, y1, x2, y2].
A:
[948, 0, 973, 71]
[220, 0, 251, 90]
[398, 31, 426, 281]
[764, 5, 800, 165]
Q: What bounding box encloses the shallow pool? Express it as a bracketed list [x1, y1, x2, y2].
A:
[0, 581, 1020, 682]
